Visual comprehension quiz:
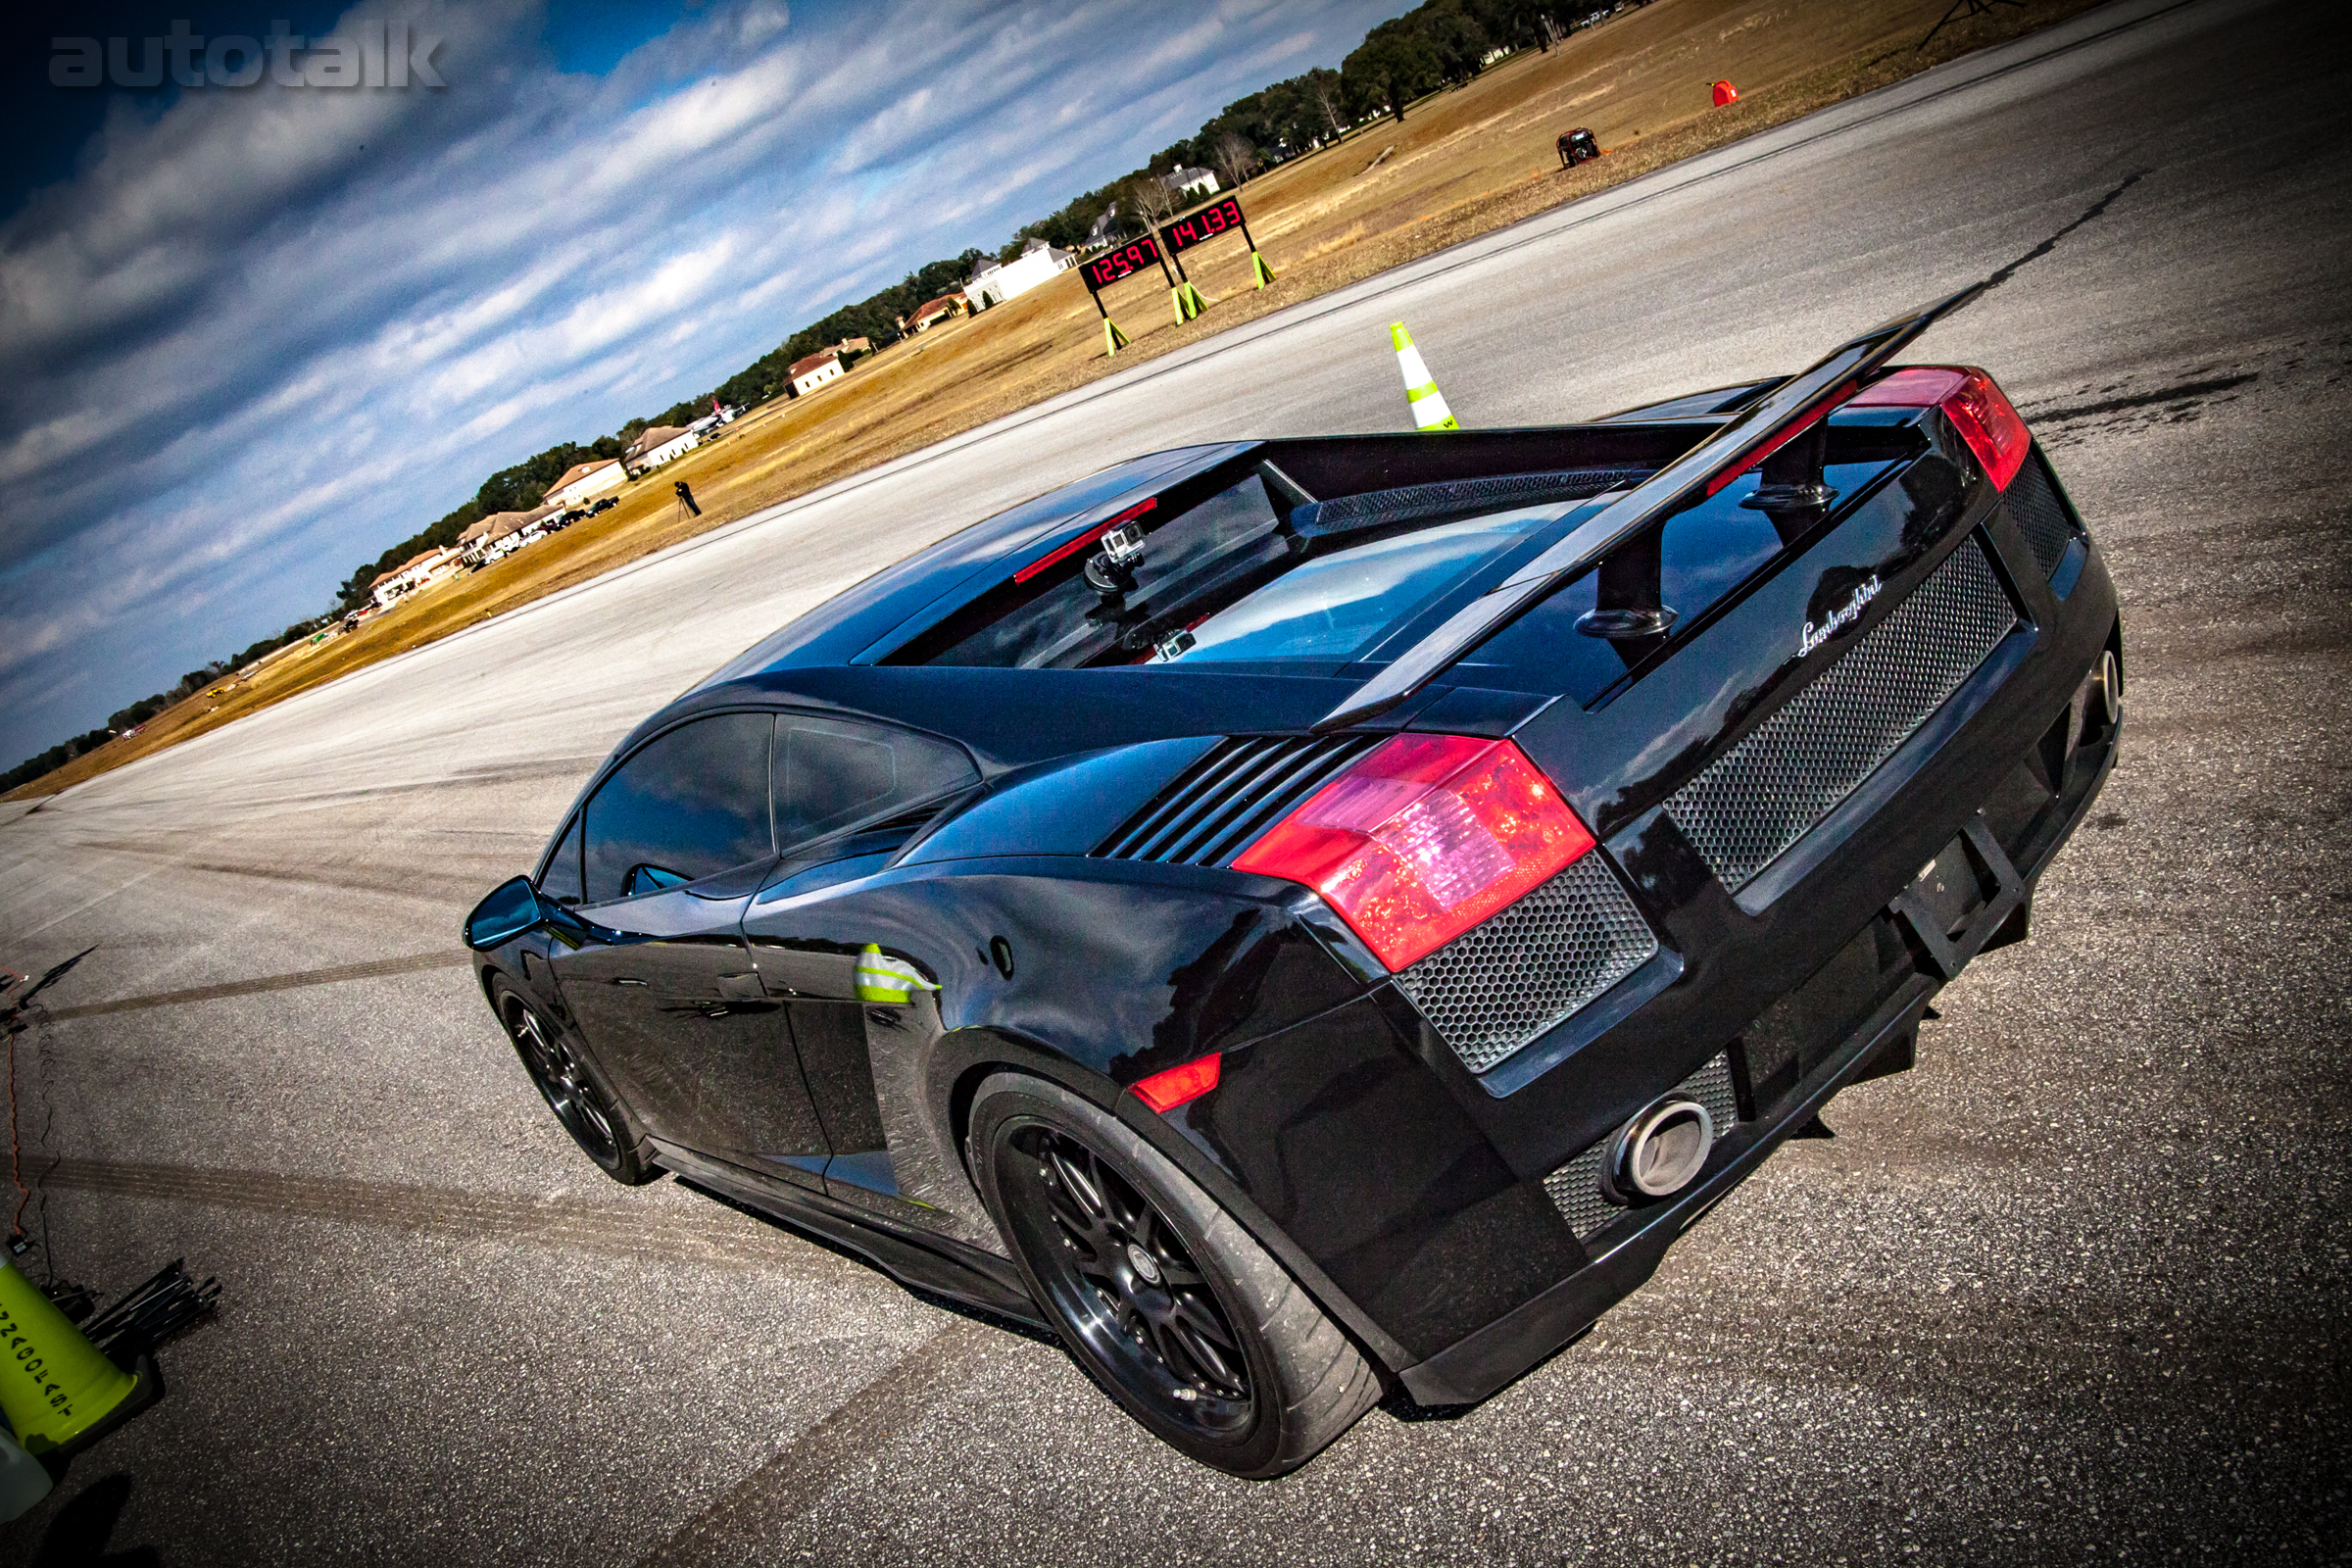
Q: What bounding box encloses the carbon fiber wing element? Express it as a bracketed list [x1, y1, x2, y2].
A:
[1310, 285, 1985, 733]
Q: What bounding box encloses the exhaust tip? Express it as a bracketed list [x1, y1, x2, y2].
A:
[2097, 649, 2121, 724]
[1610, 1098, 1716, 1200]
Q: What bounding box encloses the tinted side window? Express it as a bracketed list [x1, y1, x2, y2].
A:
[538, 813, 584, 906]
[583, 713, 774, 902]
[774, 716, 977, 850]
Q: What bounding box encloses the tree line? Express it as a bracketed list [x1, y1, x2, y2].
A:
[6, 0, 1624, 792]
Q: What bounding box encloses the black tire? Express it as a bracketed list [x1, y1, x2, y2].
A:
[967, 1073, 1380, 1478]
[492, 980, 657, 1186]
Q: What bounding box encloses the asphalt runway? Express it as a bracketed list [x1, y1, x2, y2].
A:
[2, 0, 2345, 1559]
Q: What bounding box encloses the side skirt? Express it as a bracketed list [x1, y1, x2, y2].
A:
[651, 1141, 1050, 1329]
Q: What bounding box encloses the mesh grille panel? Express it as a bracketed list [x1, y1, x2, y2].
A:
[1396, 854, 1658, 1073]
[1094, 735, 1380, 865]
[2006, 456, 2079, 578]
[1544, 1143, 1615, 1241]
[1544, 1052, 1738, 1240]
[1663, 540, 2017, 891]
[1293, 466, 1650, 538]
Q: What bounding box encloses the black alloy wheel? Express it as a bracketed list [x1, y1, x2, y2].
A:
[497, 986, 653, 1185]
[969, 1074, 1380, 1477]
[1011, 1125, 1253, 1438]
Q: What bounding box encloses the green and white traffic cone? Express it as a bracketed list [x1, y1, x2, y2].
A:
[1392, 322, 1459, 431]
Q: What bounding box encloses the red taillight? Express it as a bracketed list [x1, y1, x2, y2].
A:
[1232, 734, 1595, 972]
[1133, 1052, 1220, 1113]
[1850, 366, 2032, 491]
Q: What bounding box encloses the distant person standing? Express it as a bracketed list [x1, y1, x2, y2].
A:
[674, 480, 701, 517]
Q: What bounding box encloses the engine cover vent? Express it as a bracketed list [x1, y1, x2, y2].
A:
[1663, 538, 2017, 893]
[1396, 854, 1658, 1074]
[1290, 466, 1653, 538]
[1094, 734, 1382, 867]
[1544, 1052, 1739, 1241]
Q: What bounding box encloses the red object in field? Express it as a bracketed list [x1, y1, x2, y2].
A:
[1233, 734, 1596, 972]
[1133, 1053, 1221, 1113]
[1712, 79, 1739, 106]
[1851, 367, 2033, 490]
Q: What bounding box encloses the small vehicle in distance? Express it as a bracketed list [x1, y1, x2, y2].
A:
[466, 290, 2119, 1477]
[1559, 126, 1601, 167]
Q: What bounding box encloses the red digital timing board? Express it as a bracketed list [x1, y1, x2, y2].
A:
[1079, 197, 1252, 293]
[1161, 195, 1246, 257]
[1082, 235, 1162, 292]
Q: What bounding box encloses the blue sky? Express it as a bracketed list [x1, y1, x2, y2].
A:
[0, 0, 1405, 768]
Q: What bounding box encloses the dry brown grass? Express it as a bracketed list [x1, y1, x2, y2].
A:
[10, 0, 2105, 803]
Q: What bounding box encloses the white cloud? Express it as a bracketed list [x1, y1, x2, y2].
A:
[0, 0, 1403, 762]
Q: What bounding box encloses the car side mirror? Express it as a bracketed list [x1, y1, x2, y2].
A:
[465, 875, 548, 950]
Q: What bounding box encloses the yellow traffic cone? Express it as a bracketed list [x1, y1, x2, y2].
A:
[1103, 318, 1131, 357]
[1250, 250, 1278, 288]
[0, 1253, 141, 1457]
[1392, 322, 1459, 431]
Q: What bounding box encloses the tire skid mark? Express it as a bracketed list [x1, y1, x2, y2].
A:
[56, 837, 493, 903]
[2025, 370, 2258, 423]
[43, 1157, 869, 1280]
[634, 1319, 998, 1568]
[42, 951, 468, 1019]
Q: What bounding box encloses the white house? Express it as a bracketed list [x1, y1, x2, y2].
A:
[369, 544, 462, 608]
[905, 294, 965, 334]
[789, 348, 844, 396]
[458, 503, 564, 564]
[623, 423, 698, 474]
[963, 236, 1078, 310]
[1166, 166, 1220, 200]
[545, 458, 624, 509]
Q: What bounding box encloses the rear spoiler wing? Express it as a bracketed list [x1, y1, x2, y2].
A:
[1311, 285, 1984, 732]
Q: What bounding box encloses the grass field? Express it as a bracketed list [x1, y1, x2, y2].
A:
[8, 0, 2107, 803]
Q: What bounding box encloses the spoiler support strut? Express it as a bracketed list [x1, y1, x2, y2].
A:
[1311, 284, 1985, 733]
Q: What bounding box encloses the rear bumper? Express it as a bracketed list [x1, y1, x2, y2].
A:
[1395, 623, 2121, 1403]
[1165, 504, 2120, 1400]
[1399, 971, 1935, 1403]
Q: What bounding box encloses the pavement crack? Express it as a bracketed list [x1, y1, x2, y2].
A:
[40, 951, 469, 1019]
[1978, 169, 2148, 296]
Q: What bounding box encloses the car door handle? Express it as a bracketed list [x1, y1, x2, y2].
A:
[612, 977, 649, 987]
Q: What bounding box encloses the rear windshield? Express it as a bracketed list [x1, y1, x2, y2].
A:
[906, 467, 1561, 670]
[1152, 508, 1555, 666]
[921, 472, 1284, 667]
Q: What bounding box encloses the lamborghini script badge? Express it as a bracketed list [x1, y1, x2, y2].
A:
[1799, 575, 1883, 657]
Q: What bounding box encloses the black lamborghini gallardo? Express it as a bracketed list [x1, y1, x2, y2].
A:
[465, 292, 2120, 1475]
